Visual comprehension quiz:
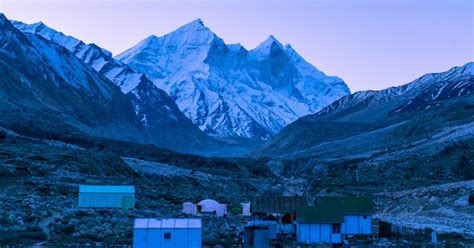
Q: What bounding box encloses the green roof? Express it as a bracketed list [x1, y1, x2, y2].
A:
[316, 197, 373, 214]
[251, 196, 307, 214]
[296, 206, 344, 223]
[79, 185, 135, 193]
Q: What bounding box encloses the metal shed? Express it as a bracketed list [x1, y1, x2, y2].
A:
[296, 206, 344, 244]
[133, 218, 202, 248]
[78, 185, 135, 209]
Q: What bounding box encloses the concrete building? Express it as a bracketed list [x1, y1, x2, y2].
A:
[133, 218, 201, 248]
[78, 185, 134, 209]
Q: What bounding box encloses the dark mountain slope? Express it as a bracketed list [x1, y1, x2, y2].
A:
[253, 62, 474, 158]
[0, 14, 143, 141]
[12, 19, 224, 155]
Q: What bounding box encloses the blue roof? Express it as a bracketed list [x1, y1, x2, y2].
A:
[79, 185, 135, 193]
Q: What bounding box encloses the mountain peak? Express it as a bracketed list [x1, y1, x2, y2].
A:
[264, 35, 283, 46]
[177, 18, 209, 32]
[189, 18, 204, 26]
[267, 34, 277, 41]
[143, 34, 159, 43]
[253, 35, 284, 53]
[0, 13, 11, 26]
[32, 21, 48, 30]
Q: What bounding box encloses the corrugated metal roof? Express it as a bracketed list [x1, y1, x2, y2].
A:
[316, 197, 374, 214]
[134, 218, 202, 229]
[296, 206, 344, 223]
[251, 196, 307, 214]
[79, 185, 135, 193]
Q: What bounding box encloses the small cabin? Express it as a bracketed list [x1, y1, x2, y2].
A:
[243, 225, 270, 248]
[295, 206, 344, 244]
[78, 185, 135, 209]
[251, 196, 307, 233]
[183, 202, 197, 215]
[182, 199, 227, 217]
[316, 197, 374, 235]
[133, 218, 201, 248]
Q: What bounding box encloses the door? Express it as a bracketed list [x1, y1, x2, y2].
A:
[121, 196, 134, 209]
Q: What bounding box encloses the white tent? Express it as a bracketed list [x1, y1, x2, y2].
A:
[197, 199, 227, 217]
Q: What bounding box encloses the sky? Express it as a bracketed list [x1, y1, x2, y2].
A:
[1, 0, 472, 92]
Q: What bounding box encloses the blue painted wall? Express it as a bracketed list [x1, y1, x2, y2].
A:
[247, 220, 277, 239]
[296, 222, 341, 244]
[243, 227, 270, 248]
[342, 214, 372, 235]
[78, 192, 135, 208]
[134, 227, 201, 247]
[78, 185, 135, 208]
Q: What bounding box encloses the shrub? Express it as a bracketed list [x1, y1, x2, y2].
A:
[17, 231, 47, 241]
[229, 206, 242, 215]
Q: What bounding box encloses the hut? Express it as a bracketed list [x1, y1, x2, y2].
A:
[316, 196, 374, 235]
[133, 218, 201, 248]
[251, 196, 307, 233]
[243, 225, 270, 248]
[197, 199, 227, 217]
[241, 202, 251, 216]
[295, 206, 344, 244]
[182, 202, 197, 215]
[78, 185, 134, 209]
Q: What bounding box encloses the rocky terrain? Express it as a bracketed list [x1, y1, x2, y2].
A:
[376, 180, 474, 237]
[1, 11, 473, 248]
[0, 128, 283, 246]
[1, 127, 473, 246]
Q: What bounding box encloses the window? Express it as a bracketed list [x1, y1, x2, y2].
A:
[164, 232, 171, 239]
[332, 223, 341, 234]
[363, 215, 368, 219]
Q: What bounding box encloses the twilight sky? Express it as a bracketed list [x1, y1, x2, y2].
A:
[1, 0, 472, 92]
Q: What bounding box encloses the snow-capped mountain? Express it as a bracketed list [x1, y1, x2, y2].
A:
[0, 13, 143, 141]
[116, 19, 350, 140]
[13, 20, 222, 154]
[253, 62, 474, 158]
